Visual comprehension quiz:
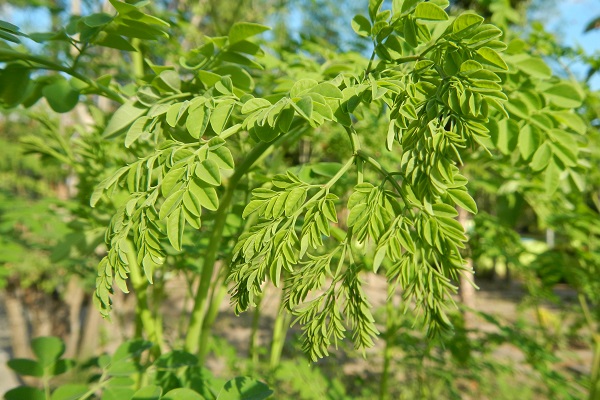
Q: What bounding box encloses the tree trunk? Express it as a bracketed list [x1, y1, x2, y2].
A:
[77, 303, 102, 359]
[64, 276, 85, 358]
[3, 284, 30, 359]
[457, 207, 476, 329]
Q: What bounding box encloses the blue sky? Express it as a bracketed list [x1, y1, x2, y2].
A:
[532, 0, 600, 88]
[2, 1, 600, 88]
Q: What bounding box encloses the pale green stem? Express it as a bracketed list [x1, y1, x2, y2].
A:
[131, 39, 145, 79]
[198, 280, 229, 361]
[125, 241, 163, 356]
[249, 293, 264, 372]
[185, 140, 273, 355]
[2, 50, 124, 103]
[269, 297, 291, 370]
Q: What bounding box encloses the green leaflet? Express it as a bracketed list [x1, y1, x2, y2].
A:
[476, 47, 508, 70]
[104, 101, 147, 138]
[166, 208, 184, 250]
[414, 2, 448, 21]
[195, 159, 221, 186]
[0, 63, 30, 107]
[42, 77, 80, 113]
[162, 388, 204, 400]
[351, 15, 371, 37]
[228, 22, 270, 45]
[216, 377, 273, 400]
[518, 125, 540, 160]
[544, 82, 584, 109]
[292, 96, 313, 121]
[530, 141, 552, 171]
[453, 13, 484, 36]
[189, 179, 219, 211]
[448, 189, 477, 214]
[125, 116, 150, 147]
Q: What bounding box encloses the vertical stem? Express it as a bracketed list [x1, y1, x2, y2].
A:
[249, 293, 264, 372]
[269, 295, 291, 370]
[125, 241, 163, 356]
[185, 141, 273, 355]
[198, 280, 228, 361]
[379, 283, 397, 400]
[131, 39, 145, 79]
[43, 374, 51, 400]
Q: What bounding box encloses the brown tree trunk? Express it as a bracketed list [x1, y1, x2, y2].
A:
[3, 284, 30, 359]
[77, 303, 102, 360]
[64, 276, 85, 358]
[457, 207, 476, 329]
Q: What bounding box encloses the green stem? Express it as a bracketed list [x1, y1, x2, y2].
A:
[380, 284, 398, 400]
[43, 373, 51, 400]
[365, 47, 377, 78]
[269, 295, 291, 370]
[198, 278, 228, 361]
[131, 39, 145, 79]
[357, 150, 408, 199]
[249, 293, 264, 372]
[324, 156, 356, 191]
[185, 140, 274, 355]
[345, 126, 362, 154]
[125, 241, 163, 356]
[6, 51, 124, 103]
[80, 370, 109, 400]
[379, 325, 392, 399]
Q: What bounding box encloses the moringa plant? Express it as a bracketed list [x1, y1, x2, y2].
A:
[0, 0, 588, 369]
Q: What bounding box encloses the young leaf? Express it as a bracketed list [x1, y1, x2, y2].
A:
[544, 82, 583, 109]
[31, 336, 65, 367]
[163, 388, 205, 400]
[209, 146, 235, 170]
[216, 377, 273, 400]
[241, 98, 271, 114]
[4, 387, 45, 400]
[373, 246, 387, 273]
[415, 2, 448, 21]
[544, 157, 560, 195]
[518, 125, 540, 160]
[447, 189, 477, 214]
[196, 159, 221, 186]
[7, 359, 44, 377]
[530, 141, 552, 171]
[186, 106, 208, 139]
[167, 207, 184, 251]
[104, 101, 147, 138]
[292, 96, 313, 120]
[351, 15, 371, 38]
[159, 189, 185, 220]
[228, 22, 270, 45]
[42, 77, 80, 113]
[50, 384, 90, 400]
[190, 179, 219, 211]
[285, 187, 306, 216]
[453, 13, 484, 35]
[476, 47, 508, 70]
[210, 101, 234, 134]
[125, 116, 150, 147]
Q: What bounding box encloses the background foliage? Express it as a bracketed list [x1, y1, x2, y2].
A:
[1, 0, 599, 399]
